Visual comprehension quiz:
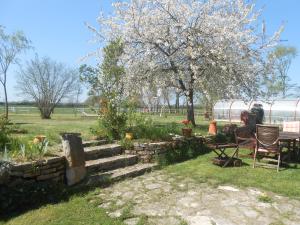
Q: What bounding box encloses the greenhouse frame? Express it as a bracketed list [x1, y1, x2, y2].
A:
[213, 99, 300, 124]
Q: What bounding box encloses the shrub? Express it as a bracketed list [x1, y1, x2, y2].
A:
[92, 101, 127, 141]
[120, 138, 134, 149]
[129, 114, 180, 141]
[0, 116, 12, 149]
[157, 139, 209, 166]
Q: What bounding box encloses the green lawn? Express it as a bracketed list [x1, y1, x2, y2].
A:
[8, 112, 211, 147]
[1, 189, 124, 225]
[165, 150, 300, 198]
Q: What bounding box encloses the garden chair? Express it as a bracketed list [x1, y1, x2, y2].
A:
[234, 126, 256, 157]
[253, 125, 281, 172]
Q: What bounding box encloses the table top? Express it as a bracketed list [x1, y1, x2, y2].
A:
[279, 131, 300, 140]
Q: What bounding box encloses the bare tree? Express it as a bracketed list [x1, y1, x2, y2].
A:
[16, 56, 80, 119]
[0, 26, 31, 118]
[267, 45, 298, 98]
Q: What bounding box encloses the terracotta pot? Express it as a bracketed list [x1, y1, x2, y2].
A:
[125, 132, 134, 140]
[208, 121, 217, 135]
[182, 128, 192, 137]
[33, 135, 46, 144]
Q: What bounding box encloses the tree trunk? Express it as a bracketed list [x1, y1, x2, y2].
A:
[4, 84, 8, 119]
[39, 107, 52, 119]
[187, 90, 196, 126]
[175, 92, 180, 113]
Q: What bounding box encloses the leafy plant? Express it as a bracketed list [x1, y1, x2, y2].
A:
[0, 116, 12, 149]
[94, 100, 128, 141]
[120, 138, 134, 150]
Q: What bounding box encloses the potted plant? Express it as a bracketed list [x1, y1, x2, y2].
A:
[125, 127, 134, 140]
[181, 120, 193, 137]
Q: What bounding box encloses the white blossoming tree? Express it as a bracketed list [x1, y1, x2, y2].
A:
[91, 0, 282, 125]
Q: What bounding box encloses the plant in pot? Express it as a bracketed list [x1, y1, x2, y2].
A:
[181, 120, 193, 137]
[125, 126, 134, 140]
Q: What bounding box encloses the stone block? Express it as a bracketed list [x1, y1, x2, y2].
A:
[40, 168, 57, 175]
[23, 170, 40, 178]
[61, 133, 85, 168]
[46, 157, 64, 164]
[65, 166, 86, 186]
[36, 171, 61, 181]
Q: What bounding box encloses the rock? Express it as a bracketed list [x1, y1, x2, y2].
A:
[36, 171, 61, 181]
[186, 216, 214, 225]
[124, 217, 140, 225]
[217, 185, 240, 192]
[61, 133, 85, 167]
[61, 133, 86, 185]
[65, 166, 86, 186]
[108, 209, 122, 218]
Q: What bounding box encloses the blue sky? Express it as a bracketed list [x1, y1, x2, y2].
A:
[0, 0, 299, 102]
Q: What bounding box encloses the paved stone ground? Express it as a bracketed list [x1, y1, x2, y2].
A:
[93, 170, 300, 225]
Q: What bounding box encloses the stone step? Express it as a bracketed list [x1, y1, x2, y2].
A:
[82, 139, 108, 148]
[86, 163, 158, 186]
[84, 143, 122, 160]
[85, 155, 138, 174]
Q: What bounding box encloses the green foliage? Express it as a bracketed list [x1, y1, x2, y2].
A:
[157, 140, 209, 166]
[266, 45, 298, 98]
[258, 194, 273, 203]
[80, 38, 124, 99]
[0, 116, 12, 149]
[120, 138, 134, 150]
[93, 101, 127, 141]
[1, 138, 49, 162]
[130, 114, 180, 141]
[209, 133, 228, 144]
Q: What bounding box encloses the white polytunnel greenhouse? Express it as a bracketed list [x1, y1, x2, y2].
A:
[213, 99, 300, 124]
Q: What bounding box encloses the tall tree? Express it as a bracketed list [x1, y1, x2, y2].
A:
[0, 26, 31, 118]
[16, 56, 80, 119]
[91, 0, 282, 126]
[80, 38, 125, 101]
[267, 45, 298, 98]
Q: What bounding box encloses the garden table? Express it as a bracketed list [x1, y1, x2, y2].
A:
[279, 131, 300, 162]
[210, 143, 242, 167]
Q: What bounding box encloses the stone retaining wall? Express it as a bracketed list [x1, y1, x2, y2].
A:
[8, 156, 66, 184]
[125, 136, 204, 163]
[0, 156, 66, 214]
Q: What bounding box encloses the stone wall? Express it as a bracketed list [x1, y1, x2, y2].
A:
[8, 156, 66, 184]
[125, 136, 205, 163]
[0, 156, 66, 214]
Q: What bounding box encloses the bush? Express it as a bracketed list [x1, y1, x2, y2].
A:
[119, 138, 134, 149]
[91, 101, 127, 141]
[129, 114, 180, 141]
[0, 116, 12, 150]
[157, 139, 209, 166]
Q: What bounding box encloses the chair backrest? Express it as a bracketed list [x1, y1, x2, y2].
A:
[235, 126, 255, 150]
[282, 121, 300, 133]
[256, 125, 279, 151]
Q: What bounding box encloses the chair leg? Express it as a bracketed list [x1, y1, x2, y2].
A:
[253, 149, 257, 168]
[277, 153, 281, 172]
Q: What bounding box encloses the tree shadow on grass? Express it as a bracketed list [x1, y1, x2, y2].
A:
[0, 178, 111, 221]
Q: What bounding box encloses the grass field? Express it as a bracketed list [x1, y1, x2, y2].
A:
[7, 111, 211, 148]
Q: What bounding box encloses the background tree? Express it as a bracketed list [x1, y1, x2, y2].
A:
[267, 45, 298, 98]
[93, 0, 282, 126]
[80, 38, 125, 102]
[81, 39, 127, 140]
[0, 26, 31, 118]
[16, 56, 80, 119]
